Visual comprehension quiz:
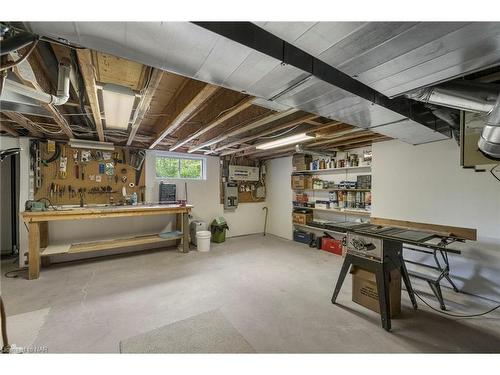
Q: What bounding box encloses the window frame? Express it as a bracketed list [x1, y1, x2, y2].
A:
[154, 152, 206, 181]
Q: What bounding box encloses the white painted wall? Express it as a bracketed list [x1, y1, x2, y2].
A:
[266, 156, 293, 240]
[144, 150, 266, 238]
[372, 139, 500, 301]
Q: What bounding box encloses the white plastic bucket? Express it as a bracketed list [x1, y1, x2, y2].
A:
[196, 231, 212, 252]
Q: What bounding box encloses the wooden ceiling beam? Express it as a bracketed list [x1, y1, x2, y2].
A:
[3, 112, 44, 137]
[308, 129, 373, 148]
[304, 118, 323, 126]
[150, 82, 219, 149]
[215, 113, 317, 156]
[338, 139, 386, 150]
[325, 134, 389, 149]
[244, 145, 297, 159]
[11, 51, 74, 139]
[169, 96, 254, 152]
[309, 121, 347, 134]
[127, 68, 164, 146]
[188, 108, 298, 153]
[76, 49, 105, 142]
[0, 119, 20, 136]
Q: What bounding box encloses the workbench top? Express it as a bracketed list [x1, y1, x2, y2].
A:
[21, 204, 193, 222]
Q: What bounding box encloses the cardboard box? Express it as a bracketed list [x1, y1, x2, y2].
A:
[350, 266, 401, 318]
[292, 154, 312, 171]
[292, 212, 313, 225]
[291, 175, 312, 190]
[321, 237, 343, 255]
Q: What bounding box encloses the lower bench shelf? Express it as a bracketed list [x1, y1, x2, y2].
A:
[41, 233, 182, 256]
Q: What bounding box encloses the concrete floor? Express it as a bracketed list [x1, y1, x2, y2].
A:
[1, 234, 500, 353]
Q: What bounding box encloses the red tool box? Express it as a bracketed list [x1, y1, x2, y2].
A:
[321, 237, 343, 255]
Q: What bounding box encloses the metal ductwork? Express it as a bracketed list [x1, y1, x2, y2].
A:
[406, 81, 500, 159]
[1, 59, 71, 106]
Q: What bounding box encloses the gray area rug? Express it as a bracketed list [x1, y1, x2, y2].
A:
[119, 309, 255, 353]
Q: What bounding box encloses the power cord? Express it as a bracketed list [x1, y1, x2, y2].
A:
[413, 290, 500, 318]
[387, 257, 500, 318]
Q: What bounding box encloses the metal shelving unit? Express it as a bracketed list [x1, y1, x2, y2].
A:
[292, 163, 372, 239]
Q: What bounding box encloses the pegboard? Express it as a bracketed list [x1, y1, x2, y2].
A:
[34, 142, 146, 206]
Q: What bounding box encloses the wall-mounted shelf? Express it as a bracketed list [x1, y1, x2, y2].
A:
[292, 165, 371, 174]
[293, 188, 371, 192]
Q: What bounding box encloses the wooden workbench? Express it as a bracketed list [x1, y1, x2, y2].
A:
[21, 204, 192, 280]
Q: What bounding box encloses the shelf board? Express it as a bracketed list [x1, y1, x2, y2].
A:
[41, 233, 180, 256]
[292, 166, 371, 174]
[294, 207, 371, 216]
[293, 223, 345, 236]
[293, 188, 371, 192]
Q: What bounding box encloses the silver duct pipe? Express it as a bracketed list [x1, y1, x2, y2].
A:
[406, 81, 500, 159]
[479, 97, 500, 159]
[2, 59, 71, 106]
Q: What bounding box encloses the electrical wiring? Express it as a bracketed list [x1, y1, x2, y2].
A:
[259, 125, 301, 139]
[413, 291, 500, 318]
[33, 123, 64, 135]
[387, 258, 500, 318]
[4, 267, 27, 279]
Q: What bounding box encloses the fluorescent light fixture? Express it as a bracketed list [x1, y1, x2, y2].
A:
[255, 133, 314, 150]
[68, 139, 115, 151]
[102, 84, 135, 130]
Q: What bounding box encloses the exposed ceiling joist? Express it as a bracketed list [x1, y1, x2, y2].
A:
[309, 130, 374, 148]
[76, 49, 105, 142]
[310, 121, 344, 134]
[12, 54, 73, 139]
[326, 134, 390, 149]
[339, 137, 391, 150]
[214, 113, 317, 155]
[169, 95, 254, 151]
[150, 82, 219, 149]
[0, 120, 20, 136]
[245, 145, 298, 159]
[3, 112, 44, 137]
[304, 118, 323, 126]
[127, 68, 164, 146]
[188, 108, 298, 153]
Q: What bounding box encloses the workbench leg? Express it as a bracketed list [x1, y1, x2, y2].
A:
[331, 254, 353, 304]
[182, 212, 189, 253]
[40, 221, 49, 248]
[376, 266, 391, 331]
[28, 222, 41, 280]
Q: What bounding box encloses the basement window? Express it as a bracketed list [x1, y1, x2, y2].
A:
[155, 155, 205, 180]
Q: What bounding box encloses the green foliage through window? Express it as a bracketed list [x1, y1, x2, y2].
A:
[156, 156, 203, 179]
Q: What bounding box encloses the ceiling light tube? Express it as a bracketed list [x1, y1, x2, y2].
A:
[68, 139, 115, 151]
[102, 84, 136, 130]
[255, 133, 314, 150]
